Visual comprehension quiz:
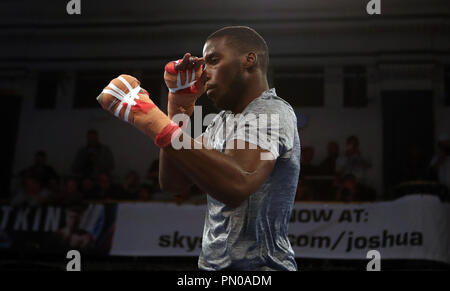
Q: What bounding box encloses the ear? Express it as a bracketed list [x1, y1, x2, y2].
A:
[243, 52, 258, 71]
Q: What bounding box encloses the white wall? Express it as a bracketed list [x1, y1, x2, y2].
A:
[4, 73, 165, 182]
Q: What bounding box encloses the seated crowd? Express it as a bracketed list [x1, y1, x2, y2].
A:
[9, 130, 205, 207]
[8, 130, 450, 206]
[296, 133, 450, 202]
[295, 135, 377, 202]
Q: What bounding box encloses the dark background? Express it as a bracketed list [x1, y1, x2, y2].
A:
[0, 0, 449, 271]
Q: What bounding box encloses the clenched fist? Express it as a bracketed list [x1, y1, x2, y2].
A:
[97, 74, 181, 147]
[164, 53, 206, 118]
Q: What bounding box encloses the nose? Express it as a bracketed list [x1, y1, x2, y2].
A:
[201, 66, 210, 85]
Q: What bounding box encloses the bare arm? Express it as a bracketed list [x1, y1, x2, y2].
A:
[159, 134, 203, 193]
[159, 53, 206, 194]
[161, 137, 276, 208]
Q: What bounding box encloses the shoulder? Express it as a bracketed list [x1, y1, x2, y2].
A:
[245, 89, 296, 122]
[204, 110, 227, 131]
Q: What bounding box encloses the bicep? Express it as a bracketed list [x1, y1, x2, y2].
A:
[224, 140, 276, 190]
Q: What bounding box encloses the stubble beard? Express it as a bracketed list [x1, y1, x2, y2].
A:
[215, 69, 246, 112]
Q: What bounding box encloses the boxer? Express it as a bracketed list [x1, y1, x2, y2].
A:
[97, 26, 300, 271]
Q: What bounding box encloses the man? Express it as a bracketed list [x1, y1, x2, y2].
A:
[300, 146, 318, 177]
[97, 171, 125, 200]
[71, 129, 115, 178]
[97, 26, 300, 271]
[142, 159, 161, 194]
[10, 175, 50, 207]
[336, 174, 376, 202]
[18, 150, 59, 189]
[56, 205, 94, 250]
[336, 135, 371, 183]
[318, 141, 340, 175]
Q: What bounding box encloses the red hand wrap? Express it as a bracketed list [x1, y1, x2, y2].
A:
[154, 121, 182, 148]
[164, 61, 203, 94]
[130, 99, 156, 113]
[164, 61, 180, 74]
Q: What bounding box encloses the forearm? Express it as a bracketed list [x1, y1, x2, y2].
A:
[162, 139, 255, 208]
[157, 54, 205, 192]
[160, 102, 197, 193]
[159, 148, 193, 193]
[168, 97, 196, 119]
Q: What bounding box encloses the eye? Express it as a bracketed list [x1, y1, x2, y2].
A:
[209, 57, 219, 65]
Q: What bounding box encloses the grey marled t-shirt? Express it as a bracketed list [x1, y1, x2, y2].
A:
[198, 88, 300, 271]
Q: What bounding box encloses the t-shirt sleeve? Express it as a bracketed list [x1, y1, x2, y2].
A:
[227, 100, 296, 160]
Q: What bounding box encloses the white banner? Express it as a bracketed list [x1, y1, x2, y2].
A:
[288, 195, 450, 263]
[111, 202, 204, 256]
[110, 195, 450, 263]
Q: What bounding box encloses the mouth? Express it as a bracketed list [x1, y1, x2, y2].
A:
[206, 86, 217, 97]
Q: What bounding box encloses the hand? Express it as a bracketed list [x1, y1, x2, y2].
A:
[97, 74, 155, 124]
[97, 74, 180, 146]
[164, 53, 206, 118]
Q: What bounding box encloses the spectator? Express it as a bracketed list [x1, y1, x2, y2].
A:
[296, 146, 320, 201]
[56, 205, 94, 250]
[137, 184, 153, 201]
[123, 170, 140, 199]
[336, 174, 357, 202]
[80, 176, 100, 200]
[336, 135, 372, 182]
[142, 159, 161, 194]
[57, 176, 83, 205]
[142, 159, 181, 201]
[336, 174, 376, 202]
[300, 146, 319, 176]
[295, 178, 315, 201]
[10, 175, 51, 207]
[430, 133, 450, 190]
[18, 150, 59, 189]
[318, 141, 340, 175]
[72, 129, 115, 178]
[47, 176, 61, 200]
[97, 172, 125, 200]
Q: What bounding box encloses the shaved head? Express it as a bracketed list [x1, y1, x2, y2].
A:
[206, 26, 269, 74]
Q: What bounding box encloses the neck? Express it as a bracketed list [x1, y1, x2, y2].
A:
[232, 74, 269, 114]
